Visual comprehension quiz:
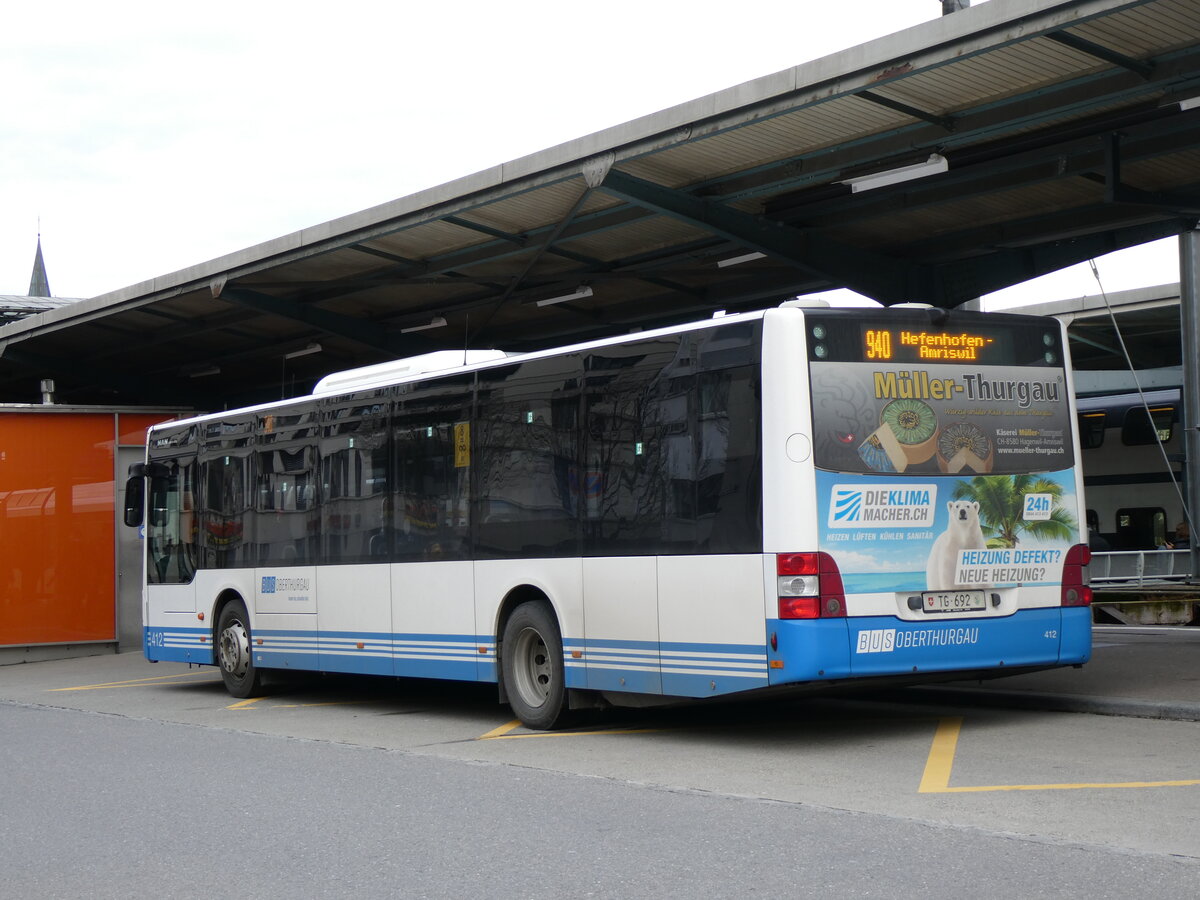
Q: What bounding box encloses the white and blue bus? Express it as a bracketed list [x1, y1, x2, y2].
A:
[125, 301, 1092, 728]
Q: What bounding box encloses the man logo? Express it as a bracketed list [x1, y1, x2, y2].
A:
[261, 576, 276, 593]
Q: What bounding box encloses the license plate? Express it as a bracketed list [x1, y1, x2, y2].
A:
[921, 590, 986, 613]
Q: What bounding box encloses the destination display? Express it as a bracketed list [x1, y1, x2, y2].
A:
[806, 313, 1062, 368]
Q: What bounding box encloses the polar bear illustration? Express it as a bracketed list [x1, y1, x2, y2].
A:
[926, 500, 989, 591]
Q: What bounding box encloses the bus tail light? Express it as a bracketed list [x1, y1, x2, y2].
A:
[777, 552, 846, 619]
[1061, 543, 1092, 607]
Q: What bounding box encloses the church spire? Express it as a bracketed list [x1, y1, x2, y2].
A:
[28, 235, 51, 298]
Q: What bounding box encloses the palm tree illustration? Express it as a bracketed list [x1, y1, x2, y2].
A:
[951, 474, 1075, 548]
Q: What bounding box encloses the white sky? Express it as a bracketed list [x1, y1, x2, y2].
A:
[0, 0, 1181, 308]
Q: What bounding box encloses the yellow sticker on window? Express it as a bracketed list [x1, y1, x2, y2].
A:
[454, 422, 470, 467]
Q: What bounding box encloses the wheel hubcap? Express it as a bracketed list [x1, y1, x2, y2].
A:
[219, 619, 250, 679]
[511, 626, 552, 708]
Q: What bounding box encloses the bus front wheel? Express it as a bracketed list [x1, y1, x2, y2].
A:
[216, 600, 264, 699]
[502, 602, 568, 730]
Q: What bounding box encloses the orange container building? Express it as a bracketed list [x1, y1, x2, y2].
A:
[0, 407, 182, 662]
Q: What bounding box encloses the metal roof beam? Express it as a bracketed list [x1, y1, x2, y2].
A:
[1105, 132, 1200, 214]
[466, 170, 610, 341]
[1045, 30, 1155, 79]
[350, 245, 425, 267]
[443, 215, 529, 247]
[599, 170, 923, 304]
[219, 286, 398, 353]
[929, 218, 1190, 304]
[856, 90, 957, 131]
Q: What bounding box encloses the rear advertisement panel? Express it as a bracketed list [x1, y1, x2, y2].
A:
[815, 468, 1078, 593]
[806, 314, 1079, 595]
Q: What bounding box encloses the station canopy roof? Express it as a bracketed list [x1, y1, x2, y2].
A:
[1007, 281, 1185, 386]
[3, 0, 1199, 409]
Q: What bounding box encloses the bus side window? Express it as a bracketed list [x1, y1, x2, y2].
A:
[583, 335, 683, 556]
[256, 403, 319, 566]
[474, 355, 582, 559]
[394, 373, 473, 562]
[321, 391, 393, 564]
[146, 458, 198, 585]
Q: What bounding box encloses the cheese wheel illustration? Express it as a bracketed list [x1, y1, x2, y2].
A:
[936, 422, 994, 473]
[858, 422, 907, 473]
[879, 398, 937, 464]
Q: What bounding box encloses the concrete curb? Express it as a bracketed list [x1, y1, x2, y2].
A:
[902, 685, 1200, 722]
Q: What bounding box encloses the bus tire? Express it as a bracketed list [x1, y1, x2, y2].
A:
[501, 601, 568, 730]
[216, 600, 264, 699]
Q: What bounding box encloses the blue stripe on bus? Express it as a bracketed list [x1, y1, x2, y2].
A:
[146, 620, 772, 696]
[574, 637, 768, 696]
[256, 629, 479, 642]
[570, 637, 763, 655]
[143, 626, 214, 665]
[149, 610, 1090, 699]
[253, 629, 487, 681]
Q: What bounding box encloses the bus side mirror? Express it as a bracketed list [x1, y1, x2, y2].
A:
[123, 476, 145, 528]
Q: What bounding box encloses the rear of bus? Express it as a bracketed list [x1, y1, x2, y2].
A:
[761, 304, 1091, 686]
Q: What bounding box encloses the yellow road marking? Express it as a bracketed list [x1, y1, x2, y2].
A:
[918, 716, 964, 793]
[225, 699, 373, 711]
[932, 778, 1200, 793]
[481, 726, 664, 740]
[478, 719, 522, 739]
[269, 701, 371, 709]
[476, 717, 665, 740]
[227, 697, 264, 710]
[50, 672, 220, 692]
[920, 715, 1200, 793]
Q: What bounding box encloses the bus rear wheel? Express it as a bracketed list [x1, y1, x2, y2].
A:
[502, 602, 568, 730]
[216, 600, 264, 699]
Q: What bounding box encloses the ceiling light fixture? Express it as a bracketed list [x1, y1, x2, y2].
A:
[187, 366, 221, 378]
[536, 286, 593, 307]
[284, 342, 323, 360]
[843, 153, 949, 193]
[400, 316, 448, 333]
[716, 251, 767, 268]
[1180, 95, 1200, 112]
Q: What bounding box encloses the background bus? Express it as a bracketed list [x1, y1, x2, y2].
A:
[126, 302, 1091, 728]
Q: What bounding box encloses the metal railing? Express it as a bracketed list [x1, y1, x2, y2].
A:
[1090, 549, 1192, 586]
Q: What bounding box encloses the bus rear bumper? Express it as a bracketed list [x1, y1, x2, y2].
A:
[767, 607, 1090, 685]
